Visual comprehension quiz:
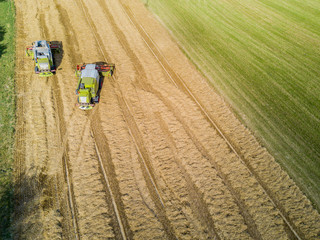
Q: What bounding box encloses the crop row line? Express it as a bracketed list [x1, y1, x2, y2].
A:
[75, 0, 184, 238]
[39, 3, 80, 238]
[119, 3, 303, 240]
[74, 0, 132, 239]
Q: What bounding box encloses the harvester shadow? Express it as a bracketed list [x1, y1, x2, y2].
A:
[94, 61, 115, 101]
[52, 41, 64, 70]
[0, 25, 6, 59]
[97, 75, 105, 99]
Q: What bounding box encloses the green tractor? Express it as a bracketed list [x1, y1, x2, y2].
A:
[75, 63, 115, 110]
[26, 40, 61, 77]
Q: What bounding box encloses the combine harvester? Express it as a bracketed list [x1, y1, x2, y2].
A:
[75, 63, 115, 110]
[26, 40, 61, 77]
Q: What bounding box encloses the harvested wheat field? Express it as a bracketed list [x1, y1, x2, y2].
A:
[13, 0, 320, 239]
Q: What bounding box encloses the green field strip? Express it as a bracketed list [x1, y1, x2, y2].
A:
[0, 0, 15, 239]
[142, 0, 320, 209]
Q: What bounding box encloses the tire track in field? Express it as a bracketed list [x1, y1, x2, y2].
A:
[86, 0, 276, 237]
[67, 0, 131, 238]
[38, 12, 72, 239]
[14, 4, 43, 237]
[135, 77, 265, 238]
[55, 2, 136, 238]
[52, 75, 80, 240]
[14, 2, 65, 238]
[98, 78, 169, 239]
[113, 85, 217, 238]
[78, 0, 187, 237]
[112, 84, 177, 239]
[94, 1, 224, 238]
[135, 86, 256, 239]
[116, 0, 306, 238]
[101, 1, 272, 238]
[155, 112, 249, 239]
[219, 112, 320, 239]
[16, 0, 120, 237]
[123, 1, 320, 239]
[52, 1, 82, 66]
[147, 85, 286, 239]
[118, 3, 312, 239]
[40, 1, 113, 238]
[89, 109, 132, 240]
[75, 0, 178, 237]
[50, 0, 118, 238]
[38, 6, 82, 238]
[15, 0, 320, 239]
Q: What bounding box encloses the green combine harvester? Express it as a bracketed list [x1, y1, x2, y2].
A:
[75, 63, 115, 110]
[26, 40, 61, 77]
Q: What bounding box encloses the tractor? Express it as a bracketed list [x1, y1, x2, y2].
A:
[26, 40, 61, 77]
[75, 63, 115, 110]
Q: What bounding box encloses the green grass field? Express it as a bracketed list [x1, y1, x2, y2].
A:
[0, 0, 15, 238]
[142, 0, 320, 210]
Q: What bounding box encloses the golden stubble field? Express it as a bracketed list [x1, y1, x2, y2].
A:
[14, 0, 320, 239]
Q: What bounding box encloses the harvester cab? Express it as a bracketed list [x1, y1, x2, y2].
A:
[75, 63, 115, 110]
[26, 40, 61, 77]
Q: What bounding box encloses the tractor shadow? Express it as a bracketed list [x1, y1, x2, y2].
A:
[51, 41, 64, 70]
[94, 61, 115, 99]
[0, 25, 6, 59]
[98, 75, 105, 99]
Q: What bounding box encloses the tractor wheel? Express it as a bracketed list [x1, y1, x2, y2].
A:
[93, 96, 99, 103]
